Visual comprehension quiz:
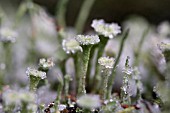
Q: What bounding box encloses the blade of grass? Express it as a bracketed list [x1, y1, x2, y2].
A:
[107, 29, 129, 99]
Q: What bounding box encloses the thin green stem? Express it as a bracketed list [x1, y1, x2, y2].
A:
[133, 27, 149, 66]
[92, 36, 108, 92]
[75, 0, 96, 33]
[64, 74, 71, 97]
[107, 29, 129, 99]
[55, 82, 63, 106]
[13, 1, 28, 28]
[56, 0, 69, 28]
[78, 45, 92, 95]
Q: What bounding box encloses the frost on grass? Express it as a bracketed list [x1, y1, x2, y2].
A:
[75, 35, 100, 45]
[62, 38, 83, 54]
[91, 19, 121, 39]
[0, 28, 17, 43]
[26, 67, 46, 79]
[77, 94, 101, 109]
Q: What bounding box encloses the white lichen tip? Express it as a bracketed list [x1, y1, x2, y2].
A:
[77, 94, 101, 109]
[91, 19, 121, 39]
[0, 28, 17, 43]
[62, 39, 83, 54]
[98, 57, 115, 69]
[26, 67, 46, 79]
[39, 58, 55, 69]
[75, 35, 100, 45]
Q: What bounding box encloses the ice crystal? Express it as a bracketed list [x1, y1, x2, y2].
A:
[75, 35, 100, 45]
[122, 67, 133, 75]
[26, 67, 46, 79]
[62, 38, 83, 54]
[91, 19, 121, 39]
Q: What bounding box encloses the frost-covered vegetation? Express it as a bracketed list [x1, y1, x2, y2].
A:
[0, 0, 170, 113]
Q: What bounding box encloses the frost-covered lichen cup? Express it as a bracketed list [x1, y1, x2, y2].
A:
[98, 57, 115, 99]
[38, 58, 55, 72]
[26, 67, 46, 92]
[91, 19, 121, 39]
[75, 35, 100, 95]
[62, 38, 83, 54]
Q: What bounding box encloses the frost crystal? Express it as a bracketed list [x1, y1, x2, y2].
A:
[77, 94, 101, 109]
[26, 67, 46, 79]
[122, 67, 133, 75]
[98, 57, 115, 69]
[39, 58, 55, 70]
[91, 19, 121, 39]
[75, 35, 100, 45]
[0, 28, 17, 43]
[62, 38, 83, 54]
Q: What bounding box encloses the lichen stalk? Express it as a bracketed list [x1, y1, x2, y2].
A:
[92, 36, 108, 92]
[101, 69, 110, 100]
[78, 45, 92, 95]
[29, 75, 41, 92]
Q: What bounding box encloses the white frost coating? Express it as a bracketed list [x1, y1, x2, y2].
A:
[75, 35, 100, 45]
[98, 57, 115, 69]
[39, 58, 55, 69]
[62, 38, 83, 54]
[91, 19, 121, 39]
[26, 67, 46, 79]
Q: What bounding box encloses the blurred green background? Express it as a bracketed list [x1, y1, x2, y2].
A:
[1, 0, 170, 28]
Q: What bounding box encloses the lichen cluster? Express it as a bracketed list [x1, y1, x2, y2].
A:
[0, 0, 170, 113]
